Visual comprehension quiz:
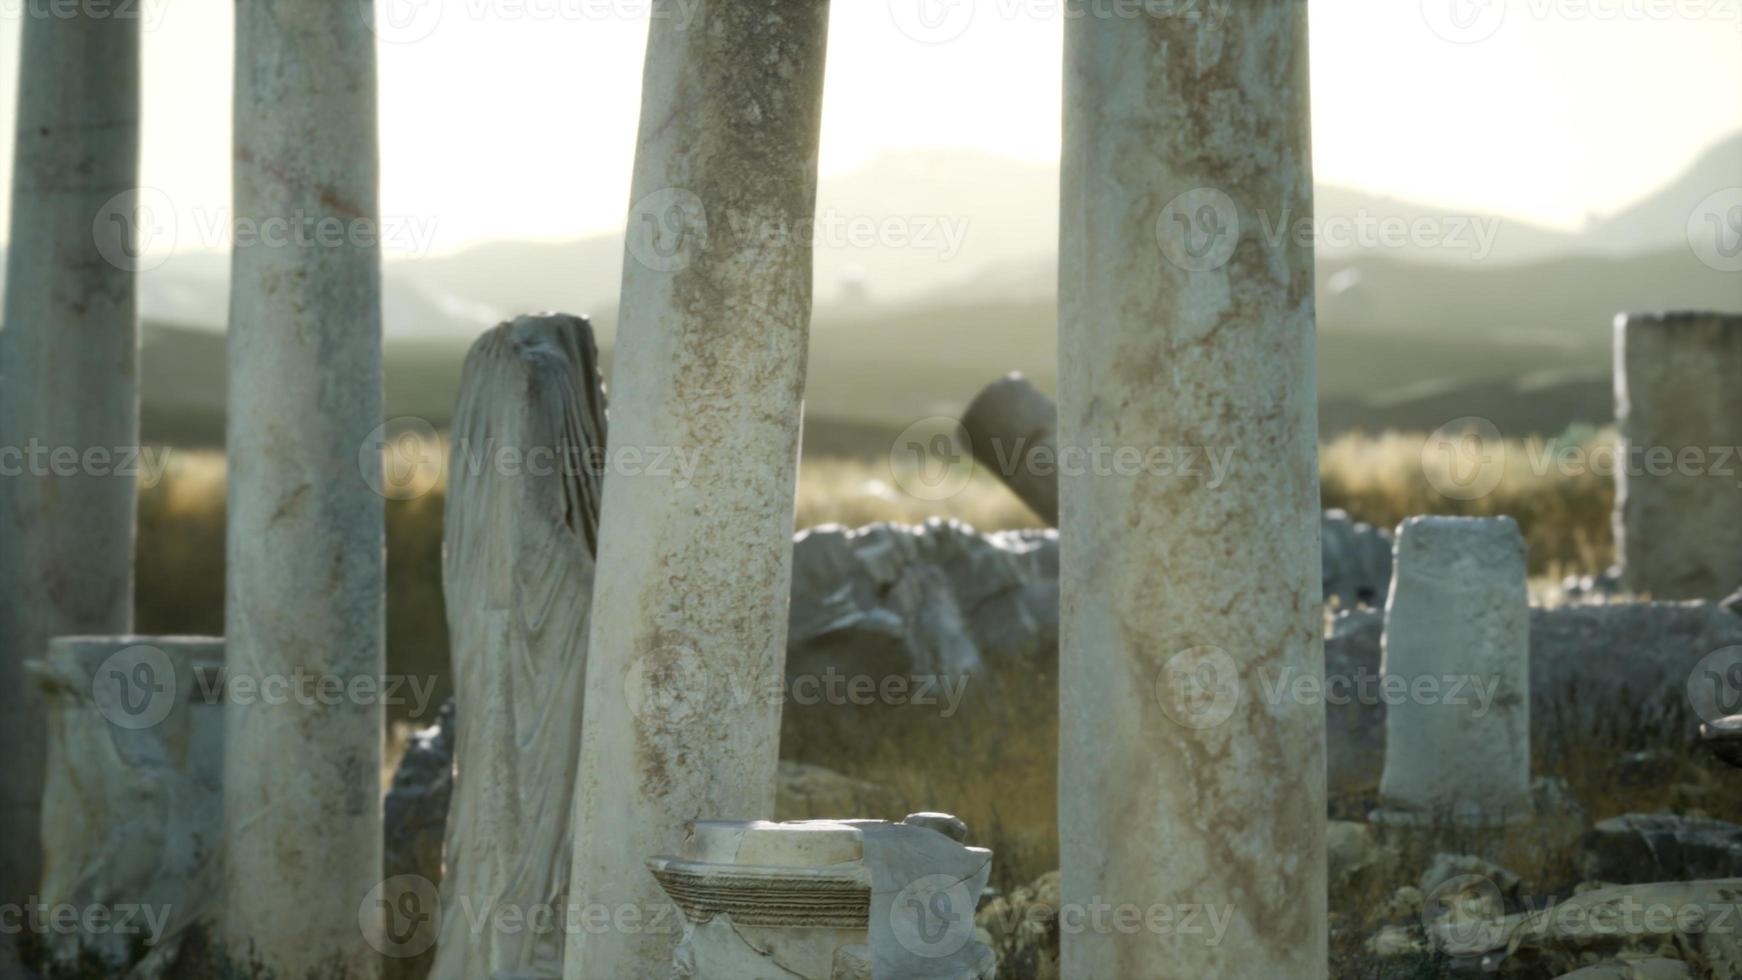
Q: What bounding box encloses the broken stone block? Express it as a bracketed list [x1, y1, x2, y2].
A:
[1494, 879, 1742, 976]
[647, 815, 995, 979]
[1582, 813, 1742, 884]
[29, 636, 224, 977]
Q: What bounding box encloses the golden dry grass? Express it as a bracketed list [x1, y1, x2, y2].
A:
[133, 429, 1618, 725]
[1320, 427, 1615, 578]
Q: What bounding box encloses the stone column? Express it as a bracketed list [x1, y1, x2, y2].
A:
[30, 636, 225, 977]
[1378, 516, 1530, 823]
[564, 2, 831, 976]
[1614, 312, 1742, 600]
[0, 9, 140, 922]
[222, 3, 383, 976]
[961, 373, 1059, 524]
[1057, 7, 1325, 977]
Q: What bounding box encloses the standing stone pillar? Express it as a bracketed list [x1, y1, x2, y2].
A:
[564, 2, 831, 976]
[1057, 7, 1325, 977]
[1614, 312, 1742, 600]
[0, 9, 140, 923]
[222, 3, 383, 976]
[1377, 517, 1531, 824]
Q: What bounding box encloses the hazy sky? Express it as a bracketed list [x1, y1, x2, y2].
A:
[0, 0, 1737, 256]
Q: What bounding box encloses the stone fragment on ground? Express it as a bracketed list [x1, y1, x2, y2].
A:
[1446, 879, 1742, 976]
[1583, 813, 1742, 884]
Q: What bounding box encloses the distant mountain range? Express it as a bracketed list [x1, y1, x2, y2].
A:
[7, 131, 1736, 339]
[9, 133, 1742, 447]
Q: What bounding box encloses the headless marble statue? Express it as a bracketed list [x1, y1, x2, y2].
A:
[431, 314, 607, 978]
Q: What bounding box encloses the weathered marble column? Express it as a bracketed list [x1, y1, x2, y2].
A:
[432, 315, 607, 978]
[0, 10, 140, 921]
[1057, 7, 1325, 976]
[30, 636, 225, 977]
[1377, 516, 1531, 824]
[962, 373, 1060, 525]
[222, 3, 383, 976]
[1614, 312, 1742, 600]
[565, 2, 831, 976]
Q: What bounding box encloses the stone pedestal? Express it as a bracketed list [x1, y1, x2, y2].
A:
[646, 814, 994, 979]
[0, 9, 140, 917]
[1378, 516, 1531, 825]
[430, 315, 607, 979]
[564, 2, 831, 976]
[222, 2, 383, 976]
[1614, 312, 1742, 600]
[961, 373, 1060, 525]
[1057, 6, 1325, 976]
[29, 636, 224, 977]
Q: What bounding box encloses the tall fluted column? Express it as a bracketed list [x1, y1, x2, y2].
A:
[564, 2, 831, 976]
[0, 9, 140, 927]
[1057, 6, 1326, 977]
[222, 3, 383, 976]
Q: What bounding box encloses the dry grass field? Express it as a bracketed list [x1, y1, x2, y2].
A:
[134, 428, 1616, 727]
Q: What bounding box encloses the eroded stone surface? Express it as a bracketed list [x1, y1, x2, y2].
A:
[1583, 813, 1742, 884]
[563, 4, 832, 976]
[222, 4, 383, 974]
[646, 815, 994, 979]
[431, 316, 607, 979]
[1468, 879, 1742, 974]
[1332, 600, 1742, 781]
[0, 8, 140, 925]
[958, 375, 1392, 608]
[30, 636, 223, 977]
[1057, 8, 1325, 975]
[1380, 517, 1531, 823]
[785, 520, 1056, 883]
[1614, 312, 1742, 600]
